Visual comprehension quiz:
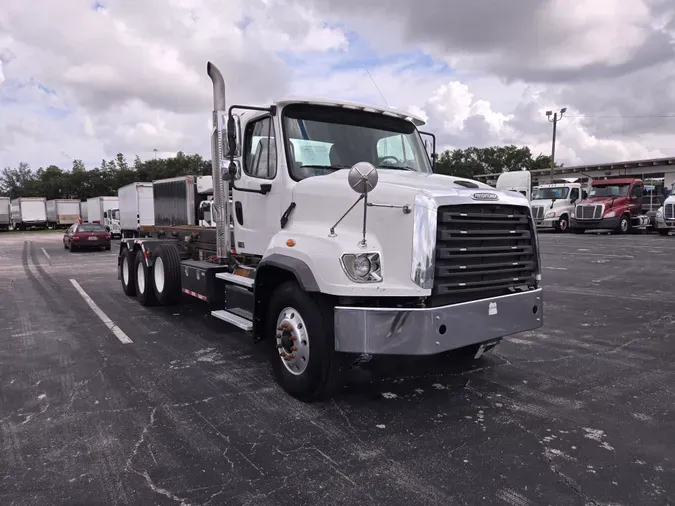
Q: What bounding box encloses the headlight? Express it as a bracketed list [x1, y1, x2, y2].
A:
[545, 211, 556, 218]
[605, 211, 616, 218]
[656, 207, 663, 219]
[570, 212, 575, 218]
[340, 252, 382, 283]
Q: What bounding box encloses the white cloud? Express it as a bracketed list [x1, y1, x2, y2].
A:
[0, 0, 674, 172]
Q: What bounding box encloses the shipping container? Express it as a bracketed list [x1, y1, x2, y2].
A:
[11, 197, 47, 230]
[47, 199, 81, 228]
[153, 176, 203, 227]
[0, 197, 10, 231]
[118, 182, 155, 237]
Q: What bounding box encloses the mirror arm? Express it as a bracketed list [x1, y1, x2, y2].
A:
[231, 181, 271, 195]
[329, 194, 364, 237]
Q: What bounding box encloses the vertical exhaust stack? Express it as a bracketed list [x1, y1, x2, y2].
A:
[207, 61, 231, 262]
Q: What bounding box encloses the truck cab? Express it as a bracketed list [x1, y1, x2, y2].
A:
[655, 183, 675, 236]
[570, 178, 650, 234]
[530, 182, 585, 233]
[116, 62, 544, 401]
[104, 208, 122, 238]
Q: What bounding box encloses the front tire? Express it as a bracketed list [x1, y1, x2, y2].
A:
[616, 215, 630, 234]
[134, 249, 156, 306]
[120, 248, 136, 296]
[152, 244, 182, 305]
[557, 215, 569, 233]
[267, 281, 347, 402]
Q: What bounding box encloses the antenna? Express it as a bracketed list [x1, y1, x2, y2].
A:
[366, 70, 389, 107]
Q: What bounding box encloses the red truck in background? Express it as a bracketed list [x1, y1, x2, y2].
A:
[570, 178, 652, 234]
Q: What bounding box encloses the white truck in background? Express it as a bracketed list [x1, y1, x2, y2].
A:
[530, 181, 586, 233]
[47, 199, 82, 228]
[11, 197, 48, 230]
[79, 202, 89, 222]
[655, 183, 675, 236]
[0, 197, 10, 231]
[118, 182, 155, 238]
[88, 196, 121, 238]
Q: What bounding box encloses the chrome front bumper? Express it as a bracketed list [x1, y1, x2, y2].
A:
[333, 288, 543, 355]
[535, 218, 557, 229]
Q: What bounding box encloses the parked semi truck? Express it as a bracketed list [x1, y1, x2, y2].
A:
[530, 181, 586, 233]
[11, 197, 47, 230]
[88, 196, 121, 238]
[117, 62, 544, 401]
[118, 182, 155, 238]
[570, 178, 652, 234]
[47, 199, 82, 228]
[655, 183, 675, 236]
[0, 197, 10, 231]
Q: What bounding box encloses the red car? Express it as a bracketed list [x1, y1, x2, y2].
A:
[63, 223, 112, 252]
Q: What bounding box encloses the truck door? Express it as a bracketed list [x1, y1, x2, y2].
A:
[629, 183, 643, 215]
[232, 115, 282, 255]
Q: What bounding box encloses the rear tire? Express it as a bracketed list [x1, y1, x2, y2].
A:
[267, 281, 348, 402]
[134, 249, 156, 306]
[152, 244, 182, 305]
[120, 248, 136, 296]
[70, 244, 78, 252]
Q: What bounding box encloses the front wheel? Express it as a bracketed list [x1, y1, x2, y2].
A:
[616, 215, 630, 234]
[267, 281, 347, 402]
[557, 215, 569, 233]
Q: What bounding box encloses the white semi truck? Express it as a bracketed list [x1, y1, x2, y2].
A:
[88, 196, 121, 238]
[117, 62, 544, 401]
[46, 199, 82, 228]
[118, 182, 155, 238]
[530, 181, 586, 233]
[655, 183, 675, 236]
[11, 197, 48, 230]
[0, 197, 10, 231]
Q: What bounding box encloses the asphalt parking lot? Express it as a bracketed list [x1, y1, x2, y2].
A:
[1, 231, 674, 506]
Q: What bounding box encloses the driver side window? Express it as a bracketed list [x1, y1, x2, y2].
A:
[377, 135, 415, 167]
[631, 185, 642, 198]
[569, 188, 579, 201]
[244, 117, 277, 179]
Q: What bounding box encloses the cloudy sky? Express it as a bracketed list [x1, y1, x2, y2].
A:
[1, 0, 674, 171]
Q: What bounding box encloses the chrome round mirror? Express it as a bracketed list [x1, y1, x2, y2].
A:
[348, 162, 378, 194]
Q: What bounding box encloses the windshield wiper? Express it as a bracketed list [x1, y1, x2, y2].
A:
[300, 164, 351, 170]
[377, 165, 416, 171]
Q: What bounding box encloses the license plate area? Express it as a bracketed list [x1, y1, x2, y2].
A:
[88, 236, 98, 241]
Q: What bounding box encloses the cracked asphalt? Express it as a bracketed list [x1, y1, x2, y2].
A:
[1, 231, 674, 505]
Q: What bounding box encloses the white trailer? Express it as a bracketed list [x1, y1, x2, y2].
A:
[79, 202, 89, 222]
[46, 199, 82, 228]
[87, 196, 121, 238]
[0, 197, 10, 231]
[496, 170, 532, 199]
[118, 182, 155, 238]
[116, 61, 544, 402]
[11, 197, 48, 230]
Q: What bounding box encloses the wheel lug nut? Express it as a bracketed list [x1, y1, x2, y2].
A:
[291, 335, 297, 341]
[291, 346, 297, 351]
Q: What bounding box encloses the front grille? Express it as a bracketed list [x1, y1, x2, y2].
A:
[532, 206, 545, 220]
[576, 204, 602, 220]
[429, 204, 538, 307]
[666, 204, 675, 220]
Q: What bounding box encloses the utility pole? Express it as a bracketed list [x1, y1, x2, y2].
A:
[153, 148, 158, 160]
[546, 107, 567, 180]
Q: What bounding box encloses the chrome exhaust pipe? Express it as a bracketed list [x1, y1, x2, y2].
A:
[207, 61, 230, 261]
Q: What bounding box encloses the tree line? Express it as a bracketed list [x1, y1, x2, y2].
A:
[0, 146, 555, 199]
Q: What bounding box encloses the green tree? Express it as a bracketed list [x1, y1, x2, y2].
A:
[435, 145, 557, 179]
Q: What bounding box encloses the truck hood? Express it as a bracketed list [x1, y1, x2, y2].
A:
[292, 169, 497, 203]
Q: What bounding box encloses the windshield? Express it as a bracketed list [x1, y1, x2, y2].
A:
[111, 209, 120, 220]
[77, 224, 105, 232]
[590, 184, 630, 197]
[532, 187, 569, 200]
[282, 104, 432, 180]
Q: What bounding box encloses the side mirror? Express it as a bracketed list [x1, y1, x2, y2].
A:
[348, 162, 379, 194]
[103, 211, 108, 218]
[226, 114, 241, 157]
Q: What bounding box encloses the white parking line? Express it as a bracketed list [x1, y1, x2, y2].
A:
[41, 248, 51, 264]
[69, 279, 133, 344]
[544, 266, 568, 270]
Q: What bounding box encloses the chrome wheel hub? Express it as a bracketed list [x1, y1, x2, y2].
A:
[275, 306, 310, 375]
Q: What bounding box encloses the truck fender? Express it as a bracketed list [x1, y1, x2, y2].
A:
[252, 254, 320, 341]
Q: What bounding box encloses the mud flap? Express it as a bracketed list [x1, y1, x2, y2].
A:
[474, 339, 500, 359]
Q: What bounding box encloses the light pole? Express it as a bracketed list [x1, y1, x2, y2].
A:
[153, 148, 158, 160]
[546, 107, 566, 180]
